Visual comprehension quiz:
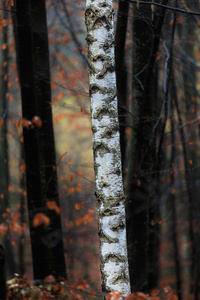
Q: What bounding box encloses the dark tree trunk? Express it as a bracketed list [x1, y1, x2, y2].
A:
[15, 0, 66, 280]
[0, 2, 16, 277]
[19, 147, 25, 276]
[179, 9, 200, 296]
[126, 1, 154, 292]
[115, 0, 129, 177]
[169, 84, 182, 300]
[31, 0, 67, 280]
[126, 0, 168, 291]
[172, 71, 196, 298]
[0, 245, 6, 300]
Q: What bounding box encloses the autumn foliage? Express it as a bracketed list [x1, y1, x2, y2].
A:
[6, 275, 178, 300]
[1, 0, 200, 298]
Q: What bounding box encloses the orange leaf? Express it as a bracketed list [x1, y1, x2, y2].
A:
[9, 94, 13, 103]
[125, 294, 136, 300]
[67, 187, 75, 195]
[32, 116, 42, 128]
[44, 275, 56, 282]
[75, 203, 81, 210]
[107, 292, 121, 300]
[3, 20, 8, 27]
[69, 173, 74, 182]
[52, 285, 60, 293]
[2, 43, 7, 50]
[151, 289, 159, 296]
[171, 189, 175, 195]
[81, 201, 86, 208]
[75, 218, 82, 226]
[8, 185, 14, 192]
[0, 224, 8, 236]
[32, 213, 50, 228]
[51, 82, 57, 90]
[16, 118, 22, 128]
[20, 118, 32, 129]
[178, 16, 183, 24]
[167, 295, 178, 300]
[134, 292, 148, 299]
[0, 119, 4, 129]
[55, 91, 64, 101]
[9, 223, 22, 235]
[46, 200, 60, 215]
[162, 285, 173, 294]
[76, 186, 82, 192]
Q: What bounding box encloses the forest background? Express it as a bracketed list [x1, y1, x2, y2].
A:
[0, 0, 200, 299]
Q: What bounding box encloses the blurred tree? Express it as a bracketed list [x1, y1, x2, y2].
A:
[126, 0, 168, 291]
[115, 0, 129, 177]
[2, 0, 200, 298]
[15, 0, 66, 280]
[0, 1, 16, 277]
[0, 244, 6, 300]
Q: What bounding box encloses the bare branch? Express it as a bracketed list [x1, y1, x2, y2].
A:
[130, 0, 200, 16]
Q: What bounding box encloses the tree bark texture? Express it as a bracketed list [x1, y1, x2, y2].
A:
[31, 0, 66, 280]
[0, 245, 6, 300]
[126, 0, 168, 291]
[126, 1, 155, 291]
[179, 15, 200, 296]
[85, 0, 131, 295]
[15, 0, 66, 280]
[115, 0, 129, 177]
[0, 3, 17, 277]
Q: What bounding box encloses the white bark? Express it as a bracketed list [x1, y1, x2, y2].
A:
[85, 0, 131, 295]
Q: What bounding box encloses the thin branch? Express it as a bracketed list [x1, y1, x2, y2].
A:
[157, 9, 176, 167]
[0, 107, 8, 120]
[176, 48, 200, 71]
[172, 71, 196, 295]
[130, 0, 200, 16]
[0, 7, 14, 12]
[52, 0, 87, 67]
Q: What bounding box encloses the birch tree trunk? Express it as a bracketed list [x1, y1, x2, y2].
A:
[85, 0, 131, 295]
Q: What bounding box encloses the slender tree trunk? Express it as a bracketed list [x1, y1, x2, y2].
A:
[85, 0, 131, 295]
[0, 245, 6, 300]
[19, 148, 25, 276]
[172, 71, 196, 298]
[31, 0, 66, 279]
[126, 1, 168, 291]
[0, 3, 16, 277]
[15, 0, 66, 280]
[169, 88, 182, 300]
[126, 1, 155, 291]
[115, 0, 129, 177]
[179, 9, 200, 296]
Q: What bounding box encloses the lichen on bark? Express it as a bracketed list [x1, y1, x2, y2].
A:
[85, 0, 131, 295]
